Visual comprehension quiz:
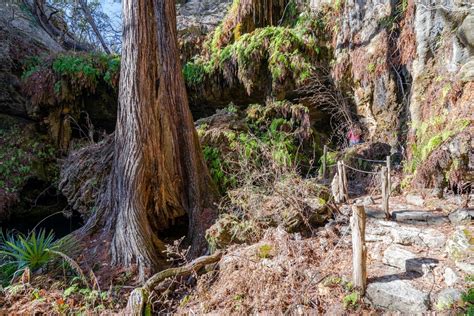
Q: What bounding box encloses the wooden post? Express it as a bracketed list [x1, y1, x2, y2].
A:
[337, 161, 345, 203]
[342, 162, 349, 201]
[351, 205, 367, 294]
[381, 166, 390, 219]
[386, 155, 391, 193]
[322, 145, 327, 180]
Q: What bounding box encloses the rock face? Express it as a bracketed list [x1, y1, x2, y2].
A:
[308, 0, 473, 193]
[0, 2, 61, 118]
[177, 0, 232, 33]
[366, 280, 430, 313]
[177, 0, 232, 64]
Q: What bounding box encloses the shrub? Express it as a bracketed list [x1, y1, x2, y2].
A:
[0, 229, 58, 272]
[405, 114, 469, 174]
[0, 125, 58, 193]
[342, 291, 359, 309]
[22, 53, 120, 106]
[199, 100, 319, 194]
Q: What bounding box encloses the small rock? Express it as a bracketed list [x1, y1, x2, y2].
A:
[406, 194, 424, 207]
[455, 261, 474, 275]
[366, 280, 429, 313]
[363, 196, 374, 206]
[446, 227, 473, 261]
[435, 288, 463, 311]
[443, 268, 458, 286]
[448, 208, 472, 224]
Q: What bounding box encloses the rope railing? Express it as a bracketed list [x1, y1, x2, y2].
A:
[342, 162, 379, 175]
[349, 156, 386, 163]
[320, 145, 391, 219]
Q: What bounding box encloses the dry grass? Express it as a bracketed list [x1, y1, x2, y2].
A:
[178, 225, 371, 314]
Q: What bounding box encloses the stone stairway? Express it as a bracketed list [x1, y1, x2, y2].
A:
[346, 194, 473, 313]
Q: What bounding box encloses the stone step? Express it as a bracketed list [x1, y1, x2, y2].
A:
[366, 280, 429, 313]
[383, 245, 438, 274]
[392, 210, 449, 225]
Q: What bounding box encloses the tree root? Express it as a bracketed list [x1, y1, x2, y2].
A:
[125, 251, 222, 315]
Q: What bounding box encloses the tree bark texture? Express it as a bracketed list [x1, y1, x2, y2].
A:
[82, 0, 216, 278]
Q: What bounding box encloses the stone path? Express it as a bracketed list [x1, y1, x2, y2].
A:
[346, 194, 473, 313]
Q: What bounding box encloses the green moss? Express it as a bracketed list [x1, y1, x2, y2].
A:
[22, 53, 120, 105]
[184, 16, 324, 92]
[367, 63, 376, 73]
[183, 62, 207, 86]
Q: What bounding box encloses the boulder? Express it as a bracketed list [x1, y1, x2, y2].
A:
[459, 58, 474, 82]
[205, 214, 260, 250]
[457, 14, 474, 50]
[383, 245, 438, 274]
[366, 280, 429, 313]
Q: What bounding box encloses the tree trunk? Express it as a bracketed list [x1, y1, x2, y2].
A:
[78, 0, 111, 54]
[81, 0, 217, 278]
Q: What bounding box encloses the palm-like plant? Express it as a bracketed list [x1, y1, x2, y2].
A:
[0, 229, 58, 271]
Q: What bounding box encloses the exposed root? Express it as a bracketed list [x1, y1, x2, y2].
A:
[125, 251, 223, 315]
